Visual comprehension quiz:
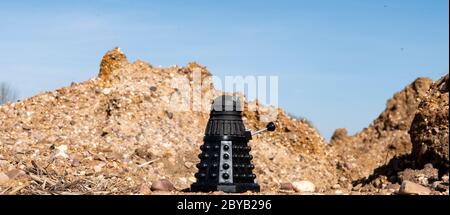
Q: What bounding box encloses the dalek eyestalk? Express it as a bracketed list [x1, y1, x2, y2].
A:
[190, 95, 276, 193]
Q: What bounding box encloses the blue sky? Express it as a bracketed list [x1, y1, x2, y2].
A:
[0, 0, 448, 139]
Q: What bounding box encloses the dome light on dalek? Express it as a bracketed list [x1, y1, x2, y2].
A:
[190, 95, 276, 193]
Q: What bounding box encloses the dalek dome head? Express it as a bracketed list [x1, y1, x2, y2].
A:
[211, 95, 243, 113]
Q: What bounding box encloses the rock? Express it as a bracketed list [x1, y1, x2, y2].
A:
[93, 154, 107, 162]
[338, 176, 347, 183]
[98, 47, 128, 83]
[165, 111, 173, 119]
[5, 169, 25, 179]
[280, 182, 294, 191]
[139, 183, 151, 195]
[399, 180, 431, 195]
[334, 190, 343, 195]
[102, 88, 111, 95]
[94, 164, 103, 173]
[55, 145, 69, 159]
[135, 148, 154, 160]
[292, 181, 315, 193]
[385, 183, 400, 191]
[430, 181, 438, 189]
[188, 177, 196, 183]
[330, 128, 349, 144]
[372, 175, 388, 188]
[0, 172, 10, 184]
[430, 179, 449, 192]
[107, 152, 123, 161]
[151, 179, 176, 192]
[332, 184, 341, 189]
[184, 161, 193, 169]
[397, 165, 438, 186]
[410, 74, 449, 173]
[71, 158, 80, 167]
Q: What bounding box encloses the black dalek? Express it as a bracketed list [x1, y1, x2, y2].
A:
[190, 95, 276, 193]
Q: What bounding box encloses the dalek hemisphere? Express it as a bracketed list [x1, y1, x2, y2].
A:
[190, 95, 276, 193]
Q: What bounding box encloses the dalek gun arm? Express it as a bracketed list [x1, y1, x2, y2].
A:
[249, 122, 276, 138]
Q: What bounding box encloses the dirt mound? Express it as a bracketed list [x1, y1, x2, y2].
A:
[329, 77, 433, 182]
[1, 48, 445, 195]
[410, 74, 449, 173]
[351, 75, 449, 195]
[373, 77, 433, 133]
[0, 48, 332, 194]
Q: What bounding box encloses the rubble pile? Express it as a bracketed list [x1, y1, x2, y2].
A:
[410, 75, 449, 173]
[0, 48, 333, 194]
[329, 77, 433, 181]
[0, 48, 447, 195]
[344, 75, 449, 195]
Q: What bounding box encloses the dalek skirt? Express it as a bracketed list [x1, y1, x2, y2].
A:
[191, 95, 261, 193]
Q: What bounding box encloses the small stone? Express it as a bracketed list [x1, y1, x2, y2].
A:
[188, 177, 196, 183]
[149, 86, 157, 92]
[352, 183, 362, 191]
[107, 152, 123, 161]
[424, 163, 434, 169]
[55, 145, 69, 159]
[94, 164, 103, 173]
[332, 184, 341, 189]
[399, 180, 431, 195]
[179, 177, 187, 184]
[71, 158, 80, 167]
[292, 180, 315, 193]
[280, 182, 294, 191]
[350, 191, 362, 195]
[346, 183, 353, 190]
[0, 172, 10, 184]
[98, 48, 128, 82]
[139, 183, 151, 195]
[102, 88, 111, 95]
[385, 183, 401, 191]
[417, 176, 428, 185]
[432, 182, 449, 192]
[5, 169, 25, 179]
[373, 175, 388, 188]
[135, 148, 153, 159]
[151, 179, 176, 192]
[165, 111, 173, 119]
[431, 181, 440, 189]
[93, 154, 107, 161]
[184, 161, 193, 169]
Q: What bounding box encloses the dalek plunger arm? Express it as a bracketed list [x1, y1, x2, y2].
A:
[247, 122, 276, 139]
